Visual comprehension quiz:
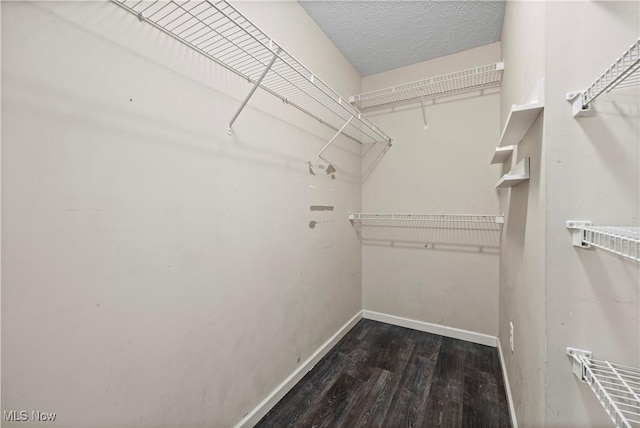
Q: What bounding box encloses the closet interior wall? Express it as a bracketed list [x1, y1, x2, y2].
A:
[544, 2, 639, 426]
[1, 2, 364, 426]
[500, 1, 640, 426]
[360, 43, 502, 336]
[498, 1, 547, 426]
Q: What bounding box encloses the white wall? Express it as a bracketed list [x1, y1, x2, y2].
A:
[500, 1, 640, 426]
[544, 2, 639, 426]
[360, 44, 502, 336]
[1, 2, 363, 426]
[498, 1, 547, 426]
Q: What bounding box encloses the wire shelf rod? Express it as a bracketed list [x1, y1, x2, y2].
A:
[112, 0, 391, 145]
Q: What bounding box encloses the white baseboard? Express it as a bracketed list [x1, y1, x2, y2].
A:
[233, 310, 363, 428]
[362, 310, 497, 347]
[497, 338, 518, 428]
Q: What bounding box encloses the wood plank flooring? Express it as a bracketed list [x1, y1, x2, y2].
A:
[256, 319, 511, 427]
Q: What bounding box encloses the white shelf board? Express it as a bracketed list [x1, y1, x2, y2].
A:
[496, 158, 530, 188]
[491, 145, 515, 164]
[498, 101, 544, 147]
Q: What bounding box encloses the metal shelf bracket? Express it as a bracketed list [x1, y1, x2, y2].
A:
[566, 220, 593, 248]
[566, 91, 593, 117]
[567, 347, 593, 381]
[420, 98, 428, 130]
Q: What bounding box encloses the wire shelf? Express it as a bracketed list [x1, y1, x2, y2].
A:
[349, 62, 504, 111]
[112, 0, 391, 145]
[348, 213, 504, 250]
[568, 348, 640, 428]
[348, 213, 504, 224]
[568, 38, 640, 117]
[584, 226, 640, 262]
[567, 222, 640, 263]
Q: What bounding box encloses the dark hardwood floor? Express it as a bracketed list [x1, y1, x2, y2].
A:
[256, 319, 511, 428]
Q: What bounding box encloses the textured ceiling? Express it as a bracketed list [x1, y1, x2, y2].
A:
[298, 1, 505, 76]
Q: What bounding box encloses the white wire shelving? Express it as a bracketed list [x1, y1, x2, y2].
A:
[567, 221, 640, 262]
[348, 213, 504, 224]
[567, 38, 640, 117]
[348, 213, 504, 250]
[111, 0, 392, 147]
[567, 348, 640, 428]
[349, 62, 504, 111]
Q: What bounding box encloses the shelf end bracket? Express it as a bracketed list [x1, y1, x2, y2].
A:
[566, 220, 593, 248]
[567, 347, 592, 381]
[566, 91, 592, 117]
[228, 49, 281, 135]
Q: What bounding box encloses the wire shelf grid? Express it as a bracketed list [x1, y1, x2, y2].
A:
[583, 226, 640, 262]
[348, 213, 504, 250]
[112, 0, 391, 145]
[573, 38, 640, 111]
[569, 350, 640, 428]
[348, 213, 504, 224]
[350, 62, 504, 111]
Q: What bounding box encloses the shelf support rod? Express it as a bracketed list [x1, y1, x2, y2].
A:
[420, 97, 428, 130]
[317, 116, 354, 159]
[228, 49, 281, 135]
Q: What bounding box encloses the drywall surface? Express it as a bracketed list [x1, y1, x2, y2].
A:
[1, 2, 363, 426]
[544, 2, 640, 426]
[498, 1, 547, 426]
[360, 44, 501, 336]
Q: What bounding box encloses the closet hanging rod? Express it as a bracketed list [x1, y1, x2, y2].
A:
[567, 38, 640, 117]
[112, 0, 392, 145]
